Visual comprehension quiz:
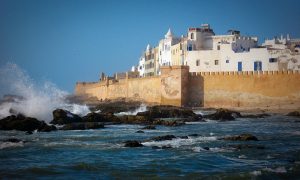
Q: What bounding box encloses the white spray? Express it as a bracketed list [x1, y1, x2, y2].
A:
[0, 63, 90, 122]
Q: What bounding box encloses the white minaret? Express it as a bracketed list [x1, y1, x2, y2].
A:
[165, 28, 173, 39]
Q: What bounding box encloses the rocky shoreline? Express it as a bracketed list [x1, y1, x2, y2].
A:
[1, 100, 299, 133]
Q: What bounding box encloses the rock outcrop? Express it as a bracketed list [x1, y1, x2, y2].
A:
[124, 140, 143, 147]
[0, 114, 56, 132]
[220, 134, 258, 141]
[50, 109, 83, 125]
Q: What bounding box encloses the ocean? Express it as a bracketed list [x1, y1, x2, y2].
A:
[1, 112, 300, 179]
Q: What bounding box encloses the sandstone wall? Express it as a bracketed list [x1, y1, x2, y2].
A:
[188, 71, 300, 109]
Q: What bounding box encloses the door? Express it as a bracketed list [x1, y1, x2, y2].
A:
[238, 62, 242, 71]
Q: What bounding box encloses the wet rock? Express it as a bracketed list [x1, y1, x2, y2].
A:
[61, 122, 104, 130]
[150, 135, 176, 141]
[203, 108, 241, 121]
[179, 136, 189, 139]
[124, 140, 143, 147]
[83, 112, 119, 123]
[242, 113, 270, 118]
[50, 109, 83, 125]
[136, 130, 144, 133]
[152, 119, 185, 126]
[221, 134, 258, 141]
[0, 114, 55, 132]
[203, 147, 210, 150]
[229, 144, 265, 150]
[91, 100, 142, 113]
[142, 125, 156, 130]
[118, 115, 150, 124]
[3, 138, 23, 143]
[287, 111, 300, 117]
[188, 134, 199, 137]
[137, 105, 202, 121]
[25, 131, 33, 135]
[152, 145, 172, 149]
[38, 123, 57, 132]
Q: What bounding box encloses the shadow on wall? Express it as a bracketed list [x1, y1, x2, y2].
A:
[188, 75, 204, 107]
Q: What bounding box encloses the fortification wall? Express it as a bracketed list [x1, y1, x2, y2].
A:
[188, 71, 300, 108]
[75, 68, 300, 109]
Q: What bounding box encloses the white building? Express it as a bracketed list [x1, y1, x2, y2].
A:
[158, 28, 181, 66]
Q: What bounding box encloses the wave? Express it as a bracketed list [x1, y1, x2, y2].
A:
[0, 63, 90, 122]
[0, 141, 24, 149]
[142, 136, 217, 148]
[114, 104, 147, 116]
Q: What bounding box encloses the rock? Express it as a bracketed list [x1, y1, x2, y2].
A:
[221, 134, 258, 141]
[152, 119, 185, 126]
[179, 136, 188, 139]
[0, 114, 55, 132]
[242, 113, 270, 118]
[50, 109, 83, 125]
[203, 147, 210, 150]
[3, 138, 22, 143]
[137, 105, 202, 122]
[287, 111, 300, 117]
[124, 140, 143, 147]
[25, 131, 33, 135]
[229, 144, 265, 150]
[188, 134, 199, 137]
[152, 145, 172, 149]
[142, 125, 156, 130]
[203, 108, 241, 121]
[91, 100, 142, 114]
[60, 122, 104, 130]
[38, 123, 57, 132]
[82, 112, 119, 123]
[150, 135, 176, 141]
[136, 130, 144, 133]
[118, 115, 150, 124]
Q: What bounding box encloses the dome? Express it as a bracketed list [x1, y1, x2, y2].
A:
[165, 28, 173, 39]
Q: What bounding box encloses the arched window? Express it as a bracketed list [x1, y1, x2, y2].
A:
[191, 33, 194, 40]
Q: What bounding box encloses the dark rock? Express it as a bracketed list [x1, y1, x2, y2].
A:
[50, 109, 83, 125]
[242, 113, 270, 118]
[118, 115, 150, 124]
[0, 114, 55, 132]
[142, 125, 156, 130]
[229, 144, 265, 150]
[203, 108, 241, 121]
[150, 135, 176, 141]
[61, 122, 104, 130]
[136, 130, 144, 133]
[25, 131, 33, 135]
[124, 140, 143, 147]
[91, 101, 142, 114]
[188, 134, 199, 137]
[221, 134, 258, 141]
[203, 147, 210, 150]
[38, 123, 57, 132]
[179, 136, 189, 139]
[3, 138, 22, 143]
[137, 105, 202, 121]
[287, 111, 300, 117]
[152, 119, 185, 126]
[152, 145, 172, 149]
[82, 112, 119, 123]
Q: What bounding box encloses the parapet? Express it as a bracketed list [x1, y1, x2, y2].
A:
[189, 70, 300, 77]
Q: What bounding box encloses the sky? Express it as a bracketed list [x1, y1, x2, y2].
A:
[0, 0, 300, 92]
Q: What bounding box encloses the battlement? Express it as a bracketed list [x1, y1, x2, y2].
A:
[189, 70, 300, 77]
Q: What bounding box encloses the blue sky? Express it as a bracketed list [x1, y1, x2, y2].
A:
[0, 0, 300, 92]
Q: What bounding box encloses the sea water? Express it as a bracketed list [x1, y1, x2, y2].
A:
[1, 114, 300, 179]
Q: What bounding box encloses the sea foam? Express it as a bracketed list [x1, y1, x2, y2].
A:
[0, 63, 90, 122]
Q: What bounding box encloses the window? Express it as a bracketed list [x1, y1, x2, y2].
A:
[191, 33, 194, 39]
[254, 61, 262, 71]
[226, 60, 229, 63]
[196, 60, 200, 66]
[187, 44, 193, 51]
[215, 60, 219, 65]
[217, 45, 220, 50]
[269, 58, 277, 63]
